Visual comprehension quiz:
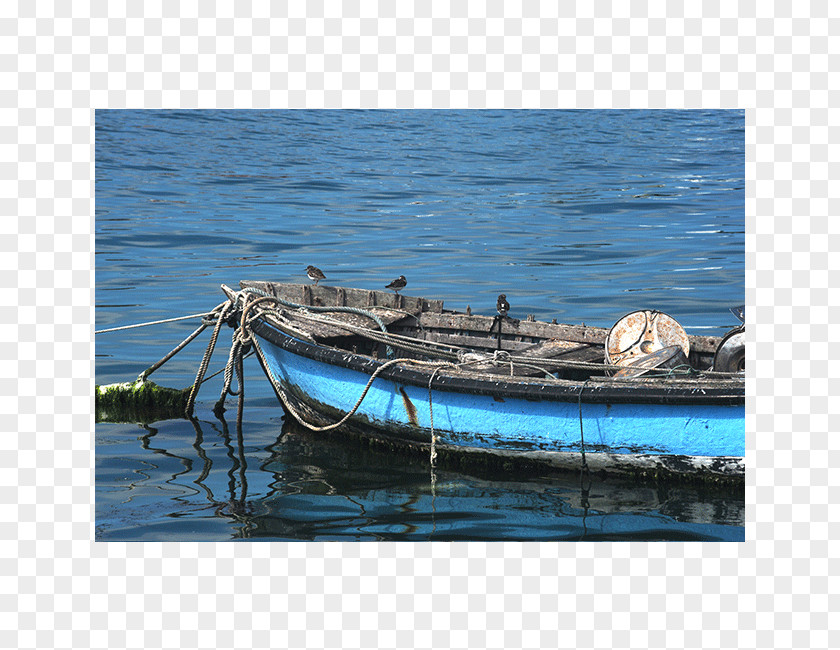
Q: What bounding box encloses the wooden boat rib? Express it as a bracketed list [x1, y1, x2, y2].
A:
[227, 281, 745, 483]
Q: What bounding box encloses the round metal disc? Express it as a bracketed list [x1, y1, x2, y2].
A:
[605, 310, 690, 368]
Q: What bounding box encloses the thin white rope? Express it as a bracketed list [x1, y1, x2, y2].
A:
[95, 310, 219, 334]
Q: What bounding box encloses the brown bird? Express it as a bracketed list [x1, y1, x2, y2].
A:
[305, 265, 326, 285]
[496, 294, 510, 317]
[385, 275, 407, 294]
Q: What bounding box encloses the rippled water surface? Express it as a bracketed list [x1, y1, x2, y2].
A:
[95, 109, 745, 541]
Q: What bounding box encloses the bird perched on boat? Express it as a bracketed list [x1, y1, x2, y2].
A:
[385, 275, 407, 294]
[305, 265, 326, 285]
[496, 294, 510, 318]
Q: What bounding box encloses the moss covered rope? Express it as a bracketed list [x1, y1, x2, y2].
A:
[94, 302, 231, 422]
[95, 380, 192, 424]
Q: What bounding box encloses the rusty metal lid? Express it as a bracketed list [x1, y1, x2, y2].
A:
[605, 310, 690, 368]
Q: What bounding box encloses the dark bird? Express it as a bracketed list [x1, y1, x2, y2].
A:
[385, 275, 407, 294]
[305, 265, 326, 285]
[496, 294, 510, 317]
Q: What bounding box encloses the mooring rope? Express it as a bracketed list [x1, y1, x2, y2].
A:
[214, 326, 251, 416]
[428, 365, 445, 501]
[186, 287, 740, 427]
[240, 286, 391, 334]
[224, 289, 463, 475]
[240, 287, 398, 357]
[427, 364, 457, 468]
[269, 307, 566, 379]
[236, 290, 724, 379]
[95, 308, 223, 334]
[287, 309, 460, 359]
[256, 346, 456, 433]
[185, 300, 235, 418]
[234, 333, 246, 430]
[136, 321, 210, 383]
[200, 349, 254, 386]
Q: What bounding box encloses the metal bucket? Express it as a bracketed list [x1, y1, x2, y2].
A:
[605, 310, 690, 370]
[713, 326, 745, 373]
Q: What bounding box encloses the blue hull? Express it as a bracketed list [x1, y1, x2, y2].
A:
[251, 330, 745, 480]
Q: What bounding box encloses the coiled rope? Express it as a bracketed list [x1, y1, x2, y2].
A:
[240, 286, 390, 333]
[239, 286, 397, 357]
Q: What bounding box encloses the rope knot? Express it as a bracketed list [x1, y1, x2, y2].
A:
[491, 350, 511, 365]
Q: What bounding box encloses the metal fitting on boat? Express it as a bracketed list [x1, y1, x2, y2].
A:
[713, 326, 745, 373]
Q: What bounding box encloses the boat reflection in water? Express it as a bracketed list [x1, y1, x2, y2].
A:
[100, 411, 744, 542]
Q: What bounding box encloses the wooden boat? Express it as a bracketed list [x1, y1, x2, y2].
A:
[223, 281, 745, 483]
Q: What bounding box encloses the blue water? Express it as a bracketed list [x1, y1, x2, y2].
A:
[95, 109, 745, 541]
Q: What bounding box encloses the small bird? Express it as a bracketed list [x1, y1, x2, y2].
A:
[385, 275, 407, 294]
[496, 294, 510, 318]
[305, 265, 326, 285]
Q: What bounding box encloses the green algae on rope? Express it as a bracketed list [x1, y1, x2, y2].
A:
[95, 379, 192, 423]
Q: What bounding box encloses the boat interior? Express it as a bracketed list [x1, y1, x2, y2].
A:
[234, 281, 744, 383]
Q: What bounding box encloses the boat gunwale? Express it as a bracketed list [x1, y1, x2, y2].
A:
[248, 316, 745, 407]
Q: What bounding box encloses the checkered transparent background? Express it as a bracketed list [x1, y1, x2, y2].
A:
[5, 1, 834, 649]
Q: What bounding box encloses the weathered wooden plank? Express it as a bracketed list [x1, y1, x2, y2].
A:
[280, 307, 410, 339]
[418, 311, 610, 345]
[416, 311, 720, 355]
[456, 338, 605, 376]
[392, 328, 604, 362]
[392, 329, 536, 351]
[236, 281, 721, 354]
[239, 281, 443, 314]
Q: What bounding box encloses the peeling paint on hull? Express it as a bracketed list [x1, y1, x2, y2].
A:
[250, 326, 745, 482]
